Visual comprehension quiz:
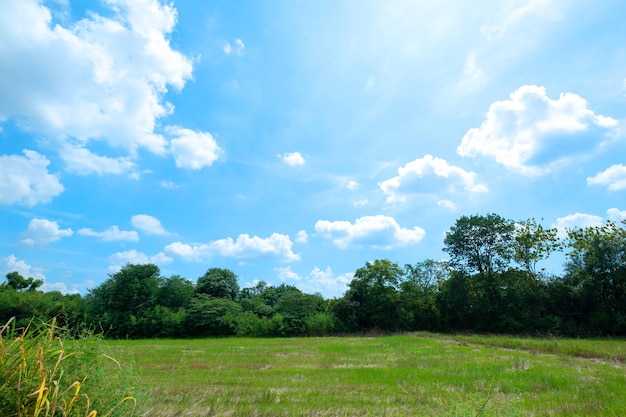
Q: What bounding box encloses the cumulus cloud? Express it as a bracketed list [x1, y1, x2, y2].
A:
[165, 233, 300, 262]
[59, 144, 137, 177]
[553, 212, 604, 238]
[279, 152, 305, 167]
[607, 208, 626, 222]
[0, 254, 80, 294]
[131, 214, 169, 235]
[275, 266, 353, 298]
[437, 199, 457, 211]
[276, 266, 301, 281]
[315, 215, 425, 249]
[19, 218, 73, 247]
[0, 0, 199, 170]
[347, 180, 359, 191]
[458, 85, 619, 175]
[78, 225, 139, 242]
[167, 126, 222, 169]
[0, 150, 64, 206]
[295, 230, 308, 243]
[1, 254, 46, 282]
[379, 154, 487, 204]
[587, 164, 626, 191]
[108, 249, 172, 272]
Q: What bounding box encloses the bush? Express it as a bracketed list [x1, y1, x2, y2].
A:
[0, 317, 140, 417]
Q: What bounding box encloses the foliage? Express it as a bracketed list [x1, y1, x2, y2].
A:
[0, 318, 139, 417]
[344, 259, 406, 331]
[2, 272, 43, 292]
[443, 213, 515, 274]
[512, 218, 561, 277]
[563, 220, 626, 334]
[186, 294, 242, 336]
[196, 268, 239, 301]
[4, 214, 626, 338]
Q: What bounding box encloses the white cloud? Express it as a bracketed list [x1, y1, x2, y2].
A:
[347, 180, 359, 191]
[160, 179, 182, 189]
[0, 0, 194, 165]
[353, 199, 369, 207]
[458, 85, 619, 175]
[223, 38, 245, 56]
[19, 218, 73, 247]
[0, 254, 80, 294]
[165, 233, 300, 262]
[279, 152, 305, 167]
[315, 215, 425, 249]
[210, 233, 300, 261]
[41, 281, 80, 294]
[607, 208, 626, 222]
[276, 266, 301, 282]
[437, 199, 457, 211]
[379, 154, 487, 204]
[295, 230, 308, 243]
[78, 226, 139, 242]
[553, 213, 604, 238]
[234, 38, 245, 55]
[1, 254, 46, 282]
[60, 144, 137, 177]
[0, 150, 64, 206]
[167, 126, 222, 169]
[275, 266, 353, 298]
[587, 164, 626, 191]
[108, 249, 172, 273]
[131, 214, 169, 235]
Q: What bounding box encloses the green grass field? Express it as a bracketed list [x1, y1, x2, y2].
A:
[107, 334, 626, 417]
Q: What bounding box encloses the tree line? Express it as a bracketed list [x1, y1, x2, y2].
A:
[2, 213, 625, 337]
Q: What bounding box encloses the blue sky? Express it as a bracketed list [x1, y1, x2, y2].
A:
[1, 0, 626, 298]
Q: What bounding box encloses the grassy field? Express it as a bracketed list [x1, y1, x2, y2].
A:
[107, 334, 626, 417]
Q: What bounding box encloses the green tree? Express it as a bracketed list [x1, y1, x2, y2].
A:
[196, 268, 239, 300]
[401, 260, 448, 331]
[564, 220, 626, 334]
[274, 290, 323, 335]
[186, 294, 242, 336]
[86, 263, 161, 338]
[513, 218, 561, 277]
[3, 271, 43, 292]
[443, 213, 515, 274]
[345, 259, 406, 331]
[436, 271, 472, 331]
[327, 298, 359, 332]
[157, 275, 195, 310]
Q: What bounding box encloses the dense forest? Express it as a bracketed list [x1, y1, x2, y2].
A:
[2, 214, 625, 337]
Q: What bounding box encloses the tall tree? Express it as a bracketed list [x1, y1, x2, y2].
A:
[564, 220, 626, 334]
[443, 213, 515, 274]
[513, 218, 561, 277]
[3, 271, 43, 292]
[345, 259, 406, 331]
[157, 275, 195, 310]
[196, 268, 239, 300]
[86, 263, 161, 338]
[401, 260, 448, 331]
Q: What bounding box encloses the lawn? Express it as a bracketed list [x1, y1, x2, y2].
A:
[107, 334, 626, 416]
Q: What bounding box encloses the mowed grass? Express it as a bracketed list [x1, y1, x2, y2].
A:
[107, 334, 626, 417]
